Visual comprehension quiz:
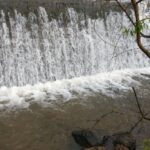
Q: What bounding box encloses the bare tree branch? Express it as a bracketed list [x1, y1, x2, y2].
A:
[90, 110, 122, 129]
[131, 0, 150, 58]
[129, 117, 143, 133]
[115, 0, 135, 26]
[136, 0, 144, 4]
[132, 87, 150, 121]
[115, 0, 150, 58]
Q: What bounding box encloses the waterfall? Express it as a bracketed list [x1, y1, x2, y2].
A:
[0, 2, 149, 109]
[0, 6, 150, 87]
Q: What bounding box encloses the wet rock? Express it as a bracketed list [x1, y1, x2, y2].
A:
[72, 130, 136, 150]
[112, 132, 136, 150]
[103, 136, 115, 150]
[72, 129, 105, 148]
[85, 146, 105, 150]
[115, 144, 129, 150]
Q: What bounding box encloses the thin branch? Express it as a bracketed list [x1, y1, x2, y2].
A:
[110, 45, 150, 62]
[140, 33, 150, 39]
[90, 110, 122, 129]
[113, 0, 150, 55]
[129, 110, 150, 133]
[132, 87, 150, 121]
[132, 87, 145, 117]
[112, 0, 150, 39]
[115, 0, 135, 26]
[131, 0, 150, 58]
[136, 0, 144, 4]
[129, 117, 143, 133]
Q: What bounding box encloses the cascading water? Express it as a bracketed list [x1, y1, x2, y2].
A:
[0, 2, 150, 109]
[0, 5, 150, 87]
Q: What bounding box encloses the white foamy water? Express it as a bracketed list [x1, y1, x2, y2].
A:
[0, 67, 150, 110]
[0, 4, 150, 110]
[0, 7, 150, 86]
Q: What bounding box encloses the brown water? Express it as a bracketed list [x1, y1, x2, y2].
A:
[0, 85, 150, 150]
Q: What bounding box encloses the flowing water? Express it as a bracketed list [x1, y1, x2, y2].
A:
[0, 1, 150, 87]
[0, 1, 150, 150]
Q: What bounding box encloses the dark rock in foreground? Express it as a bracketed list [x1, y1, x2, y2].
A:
[72, 130, 136, 150]
[72, 130, 104, 148]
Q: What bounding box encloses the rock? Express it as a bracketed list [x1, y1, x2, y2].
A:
[85, 146, 105, 150]
[72, 129, 105, 148]
[72, 130, 136, 150]
[112, 132, 136, 150]
[103, 136, 115, 150]
[115, 144, 129, 150]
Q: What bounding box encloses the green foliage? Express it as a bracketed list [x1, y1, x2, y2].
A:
[135, 21, 149, 33]
[121, 26, 134, 36]
[144, 139, 150, 150]
[121, 20, 149, 37]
